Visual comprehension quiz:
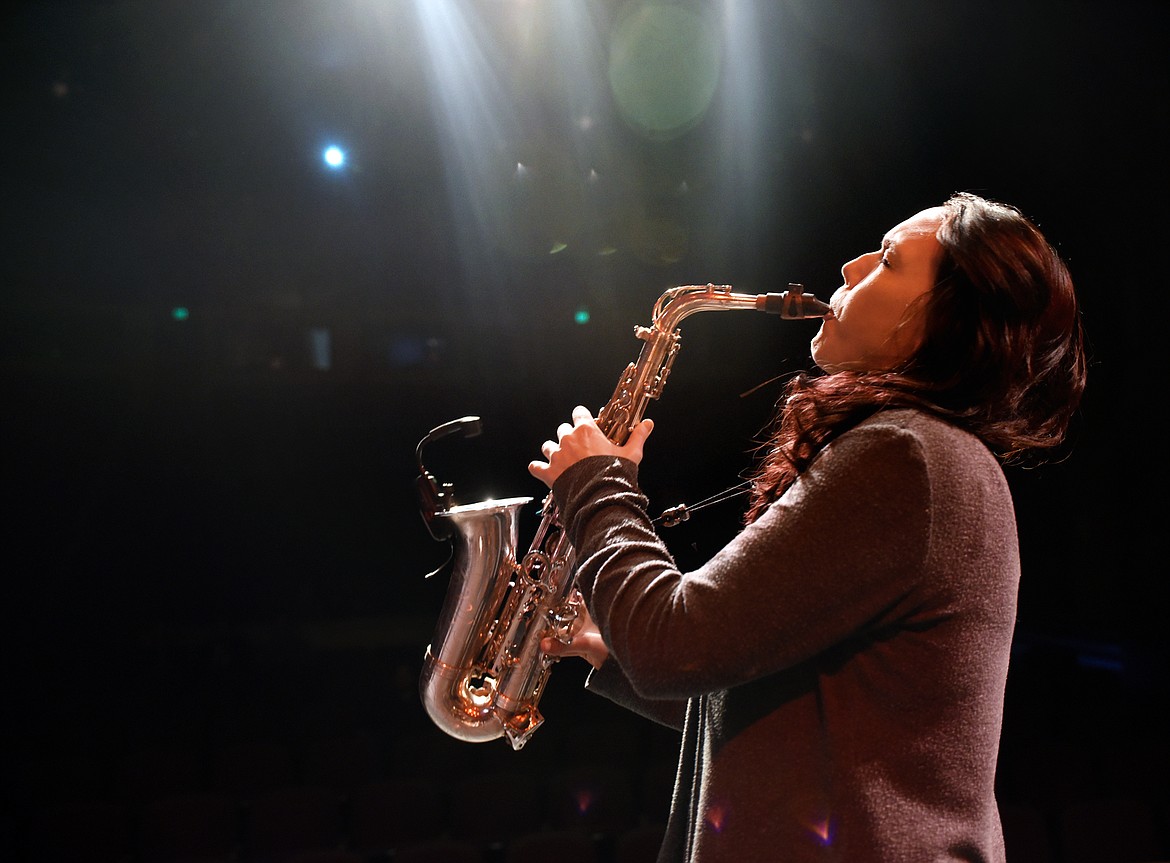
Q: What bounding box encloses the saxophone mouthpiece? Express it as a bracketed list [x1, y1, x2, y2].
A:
[756, 284, 831, 319]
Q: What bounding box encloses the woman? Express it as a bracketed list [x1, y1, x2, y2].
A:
[528, 193, 1087, 862]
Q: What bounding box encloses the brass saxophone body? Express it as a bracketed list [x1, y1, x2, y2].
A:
[417, 284, 829, 749]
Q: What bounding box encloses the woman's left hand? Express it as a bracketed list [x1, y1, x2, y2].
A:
[527, 405, 653, 488]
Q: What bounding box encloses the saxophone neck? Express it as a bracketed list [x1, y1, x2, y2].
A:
[653, 283, 829, 331]
[599, 283, 828, 443]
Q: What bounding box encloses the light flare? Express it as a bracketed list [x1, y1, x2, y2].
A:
[705, 802, 728, 833]
[807, 816, 833, 845]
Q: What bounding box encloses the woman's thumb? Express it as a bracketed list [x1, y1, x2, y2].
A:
[621, 417, 653, 463]
[633, 417, 654, 445]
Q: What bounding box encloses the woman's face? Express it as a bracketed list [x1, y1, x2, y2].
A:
[811, 207, 946, 374]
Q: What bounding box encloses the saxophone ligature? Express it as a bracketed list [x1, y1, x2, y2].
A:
[413, 284, 829, 749]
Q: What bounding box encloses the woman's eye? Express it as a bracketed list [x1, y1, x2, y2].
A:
[880, 254, 891, 268]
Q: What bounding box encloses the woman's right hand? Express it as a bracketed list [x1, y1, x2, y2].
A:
[541, 603, 609, 670]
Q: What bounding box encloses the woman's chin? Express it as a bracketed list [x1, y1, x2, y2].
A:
[810, 337, 836, 373]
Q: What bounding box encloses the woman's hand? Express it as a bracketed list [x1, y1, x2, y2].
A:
[527, 405, 654, 488]
[540, 603, 609, 670]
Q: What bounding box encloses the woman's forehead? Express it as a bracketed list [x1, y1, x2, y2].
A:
[886, 207, 946, 242]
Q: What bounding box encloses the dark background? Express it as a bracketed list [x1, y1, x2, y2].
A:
[3, 1, 1167, 861]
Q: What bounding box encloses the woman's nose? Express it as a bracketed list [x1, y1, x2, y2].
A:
[840, 254, 864, 285]
[841, 251, 878, 286]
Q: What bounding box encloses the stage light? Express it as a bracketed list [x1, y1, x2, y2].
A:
[171, 306, 189, 321]
[323, 145, 346, 169]
[574, 307, 590, 325]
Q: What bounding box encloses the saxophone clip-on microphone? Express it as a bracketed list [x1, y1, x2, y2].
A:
[415, 415, 483, 543]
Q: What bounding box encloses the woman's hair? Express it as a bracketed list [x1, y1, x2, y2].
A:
[745, 192, 1087, 522]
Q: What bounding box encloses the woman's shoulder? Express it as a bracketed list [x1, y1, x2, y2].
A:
[856, 408, 987, 448]
[847, 408, 1004, 486]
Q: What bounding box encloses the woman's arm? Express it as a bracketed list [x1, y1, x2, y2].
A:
[552, 421, 934, 700]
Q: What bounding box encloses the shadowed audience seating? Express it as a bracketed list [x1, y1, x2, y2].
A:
[504, 829, 600, 863]
[241, 784, 345, 862]
[347, 778, 448, 854]
[137, 791, 240, 863]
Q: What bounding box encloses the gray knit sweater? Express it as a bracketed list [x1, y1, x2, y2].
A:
[551, 409, 1017, 862]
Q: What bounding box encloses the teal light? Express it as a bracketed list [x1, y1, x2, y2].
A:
[574, 307, 591, 325]
[171, 306, 189, 321]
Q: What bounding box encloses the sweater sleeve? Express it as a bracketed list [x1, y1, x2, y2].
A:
[551, 422, 934, 700]
[582, 658, 687, 730]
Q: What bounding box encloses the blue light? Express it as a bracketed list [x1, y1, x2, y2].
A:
[323, 145, 346, 169]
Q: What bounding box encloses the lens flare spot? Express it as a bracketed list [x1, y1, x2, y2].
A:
[807, 816, 833, 845]
[608, 3, 722, 141]
[573, 789, 593, 814]
[705, 802, 728, 833]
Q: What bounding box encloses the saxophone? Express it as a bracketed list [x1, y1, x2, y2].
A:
[414, 284, 829, 749]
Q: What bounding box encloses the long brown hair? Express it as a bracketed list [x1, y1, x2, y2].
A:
[744, 193, 1087, 523]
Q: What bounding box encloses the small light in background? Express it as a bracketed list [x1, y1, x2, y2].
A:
[309, 327, 332, 370]
[323, 145, 346, 169]
[574, 307, 591, 325]
[171, 306, 189, 321]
